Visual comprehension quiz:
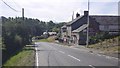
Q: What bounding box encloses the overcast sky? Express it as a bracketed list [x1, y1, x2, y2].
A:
[0, 0, 119, 22]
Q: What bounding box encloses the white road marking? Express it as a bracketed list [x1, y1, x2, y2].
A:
[97, 54, 101, 56]
[90, 53, 94, 54]
[89, 65, 95, 68]
[97, 54, 119, 60]
[102, 55, 106, 56]
[59, 51, 65, 54]
[105, 56, 113, 59]
[110, 56, 119, 60]
[35, 45, 39, 67]
[68, 55, 81, 61]
[114, 57, 119, 60]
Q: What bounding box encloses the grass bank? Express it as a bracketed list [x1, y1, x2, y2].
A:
[88, 36, 120, 54]
[3, 45, 35, 66]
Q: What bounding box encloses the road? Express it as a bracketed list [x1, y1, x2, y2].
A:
[35, 42, 119, 67]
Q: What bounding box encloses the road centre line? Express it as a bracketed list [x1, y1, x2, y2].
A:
[113, 57, 119, 60]
[96, 54, 119, 60]
[59, 51, 65, 54]
[68, 55, 81, 61]
[90, 53, 94, 54]
[102, 55, 106, 56]
[56, 43, 119, 60]
[89, 65, 95, 68]
[107, 56, 119, 60]
[97, 54, 101, 56]
[106, 56, 111, 59]
[98, 54, 119, 60]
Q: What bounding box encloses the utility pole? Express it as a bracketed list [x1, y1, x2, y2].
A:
[72, 11, 74, 20]
[45, 22, 48, 38]
[22, 8, 24, 20]
[86, 0, 89, 47]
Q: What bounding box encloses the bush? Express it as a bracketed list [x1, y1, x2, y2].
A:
[14, 35, 22, 47]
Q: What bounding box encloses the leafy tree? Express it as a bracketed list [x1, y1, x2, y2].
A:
[2, 16, 65, 54]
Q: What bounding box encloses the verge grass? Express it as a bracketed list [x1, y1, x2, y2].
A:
[3, 45, 35, 66]
[35, 36, 56, 42]
[88, 36, 120, 54]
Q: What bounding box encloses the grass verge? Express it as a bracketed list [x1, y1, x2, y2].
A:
[88, 36, 120, 54]
[3, 45, 35, 66]
[34, 36, 56, 42]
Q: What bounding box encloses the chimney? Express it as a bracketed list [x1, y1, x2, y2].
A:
[76, 12, 80, 18]
[84, 11, 88, 16]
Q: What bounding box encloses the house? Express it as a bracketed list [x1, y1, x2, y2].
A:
[66, 11, 99, 45]
[61, 25, 67, 42]
[61, 11, 119, 45]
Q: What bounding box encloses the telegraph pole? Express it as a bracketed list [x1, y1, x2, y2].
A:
[86, 0, 89, 47]
[22, 8, 24, 20]
[72, 11, 74, 20]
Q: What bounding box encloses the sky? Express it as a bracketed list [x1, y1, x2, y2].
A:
[0, 0, 119, 22]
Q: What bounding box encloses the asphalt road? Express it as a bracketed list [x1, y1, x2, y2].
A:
[35, 42, 119, 67]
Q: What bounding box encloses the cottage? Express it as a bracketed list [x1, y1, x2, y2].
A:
[61, 11, 119, 45]
[66, 11, 99, 45]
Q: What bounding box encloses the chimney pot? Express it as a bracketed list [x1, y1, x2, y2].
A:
[84, 11, 88, 16]
[76, 12, 80, 18]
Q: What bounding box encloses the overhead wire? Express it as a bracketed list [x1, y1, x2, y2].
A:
[1, 0, 21, 12]
[11, 0, 22, 9]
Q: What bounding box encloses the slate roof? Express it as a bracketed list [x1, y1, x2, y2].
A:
[66, 15, 84, 26]
[67, 15, 119, 25]
[71, 16, 119, 33]
[91, 16, 119, 25]
[63, 14, 119, 34]
[72, 24, 88, 33]
[61, 25, 67, 29]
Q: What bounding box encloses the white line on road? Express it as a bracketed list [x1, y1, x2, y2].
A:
[90, 53, 94, 54]
[112, 57, 119, 60]
[109, 56, 119, 60]
[59, 51, 65, 54]
[96, 54, 119, 60]
[68, 55, 81, 61]
[97, 54, 101, 56]
[102, 55, 106, 56]
[106, 56, 112, 59]
[100, 54, 119, 60]
[35, 46, 39, 67]
[89, 65, 95, 68]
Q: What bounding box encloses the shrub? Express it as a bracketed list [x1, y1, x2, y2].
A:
[14, 35, 22, 47]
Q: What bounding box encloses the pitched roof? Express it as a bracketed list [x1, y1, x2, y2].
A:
[66, 15, 84, 26]
[91, 16, 119, 25]
[67, 14, 119, 26]
[61, 25, 67, 29]
[72, 24, 88, 33]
